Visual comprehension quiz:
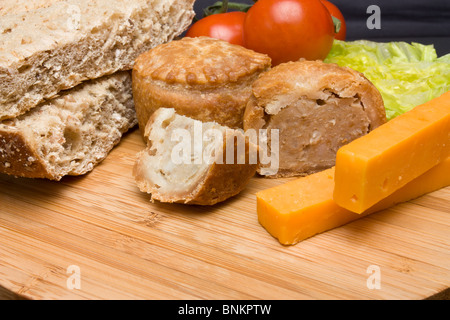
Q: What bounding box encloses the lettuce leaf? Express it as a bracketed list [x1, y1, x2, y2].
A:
[325, 40, 450, 120]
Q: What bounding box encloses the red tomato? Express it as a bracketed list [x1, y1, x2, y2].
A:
[185, 11, 246, 46]
[243, 0, 335, 65]
[321, 0, 347, 40]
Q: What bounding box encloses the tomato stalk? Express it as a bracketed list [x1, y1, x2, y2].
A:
[203, 1, 253, 17]
[331, 16, 341, 34]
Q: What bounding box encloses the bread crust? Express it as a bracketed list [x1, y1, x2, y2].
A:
[0, 0, 195, 120]
[243, 60, 387, 178]
[132, 36, 271, 138]
[0, 129, 50, 178]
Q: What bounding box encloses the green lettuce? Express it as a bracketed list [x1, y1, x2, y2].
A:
[324, 40, 450, 120]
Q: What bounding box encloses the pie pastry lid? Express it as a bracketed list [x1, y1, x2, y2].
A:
[133, 36, 271, 87]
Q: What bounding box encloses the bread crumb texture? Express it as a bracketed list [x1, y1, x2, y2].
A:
[0, 72, 136, 180]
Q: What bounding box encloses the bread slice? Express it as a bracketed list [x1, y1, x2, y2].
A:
[0, 71, 136, 180]
[133, 108, 258, 205]
[0, 0, 195, 120]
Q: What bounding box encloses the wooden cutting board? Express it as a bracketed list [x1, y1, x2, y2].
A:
[0, 127, 449, 300]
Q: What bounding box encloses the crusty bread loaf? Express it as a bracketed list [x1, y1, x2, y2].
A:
[0, 71, 136, 180]
[133, 108, 258, 205]
[0, 0, 195, 120]
[244, 60, 387, 178]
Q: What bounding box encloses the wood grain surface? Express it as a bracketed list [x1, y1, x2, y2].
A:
[0, 127, 449, 300]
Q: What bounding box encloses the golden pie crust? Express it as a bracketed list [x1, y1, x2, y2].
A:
[243, 60, 387, 178]
[132, 36, 271, 138]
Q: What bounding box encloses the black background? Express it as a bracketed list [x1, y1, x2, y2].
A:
[192, 0, 450, 56]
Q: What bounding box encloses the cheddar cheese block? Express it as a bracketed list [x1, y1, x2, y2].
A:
[257, 157, 450, 245]
[333, 90, 450, 213]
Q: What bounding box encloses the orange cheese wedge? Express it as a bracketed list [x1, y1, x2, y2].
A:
[256, 157, 450, 245]
[333, 90, 450, 213]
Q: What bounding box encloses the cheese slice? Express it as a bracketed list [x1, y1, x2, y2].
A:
[256, 157, 450, 245]
[333, 90, 450, 213]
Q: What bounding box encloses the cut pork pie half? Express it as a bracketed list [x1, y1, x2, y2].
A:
[133, 108, 258, 205]
[243, 60, 387, 178]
